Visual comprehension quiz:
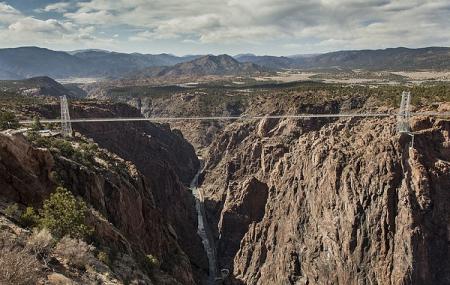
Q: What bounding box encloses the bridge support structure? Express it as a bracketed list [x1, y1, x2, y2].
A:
[397, 91, 414, 147]
[60, 95, 72, 137]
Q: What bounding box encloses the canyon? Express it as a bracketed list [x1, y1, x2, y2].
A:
[1, 84, 450, 284]
[201, 112, 450, 284]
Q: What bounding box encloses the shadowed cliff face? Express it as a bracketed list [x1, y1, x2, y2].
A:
[201, 112, 450, 284]
[64, 103, 209, 283]
[0, 102, 210, 284]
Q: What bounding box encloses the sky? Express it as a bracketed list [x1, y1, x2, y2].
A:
[0, 0, 449, 56]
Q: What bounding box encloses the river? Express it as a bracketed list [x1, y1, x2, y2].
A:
[190, 162, 216, 284]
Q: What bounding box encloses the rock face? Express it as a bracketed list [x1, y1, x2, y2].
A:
[66, 103, 208, 283]
[0, 102, 210, 284]
[201, 111, 450, 284]
[0, 133, 54, 205]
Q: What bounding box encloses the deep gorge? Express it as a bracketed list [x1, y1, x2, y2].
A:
[1, 91, 449, 284]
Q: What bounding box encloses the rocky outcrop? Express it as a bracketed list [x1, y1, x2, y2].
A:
[0, 100, 210, 284]
[0, 133, 54, 205]
[64, 103, 208, 283]
[200, 112, 450, 284]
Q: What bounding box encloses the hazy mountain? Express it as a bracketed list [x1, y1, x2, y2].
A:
[2, 47, 450, 80]
[0, 68, 21, 80]
[235, 47, 450, 70]
[72, 50, 201, 73]
[234, 54, 294, 69]
[301, 47, 450, 70]
[0, 47, 202, 80]
[0, 47, 91, 79]
[132, 54, 270, 79]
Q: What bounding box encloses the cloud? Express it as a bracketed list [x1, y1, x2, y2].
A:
[0, 2, 111, 50]
[64, 9, 115, 25]
[8, 18, 71, 34]
[61, 0, 450, 48]
[1, 0, 450, 54]
[0, 2, 22, 24]
[42, 2, 72, 13]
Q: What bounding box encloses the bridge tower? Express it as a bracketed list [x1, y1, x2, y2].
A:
[60, 95, 72, 137]
[397, 91, 411, 133]
[397, 91, 414, 147]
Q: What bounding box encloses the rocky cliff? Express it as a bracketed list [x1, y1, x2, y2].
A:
[0, 102, 209, 284]
[200, 102, 450, 284]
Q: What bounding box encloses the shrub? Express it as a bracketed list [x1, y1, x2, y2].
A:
[27, 228, 54, 256]
[145, 254, 160, 269]
[31, 116, 43, 131]
[0, 246, 41, 285]
[51, 139, 75, 158]
[97, 251, 111, 267]
[20, 207, 39, 228]
[4, 203, 19, 218]
[0, 110, 19, 130]
[54, 236, 92, 269]
[49, 170, 64, 186]
[39, 187, 92, 239]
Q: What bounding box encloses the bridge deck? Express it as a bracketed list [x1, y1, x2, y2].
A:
[19, 112, 450, 124]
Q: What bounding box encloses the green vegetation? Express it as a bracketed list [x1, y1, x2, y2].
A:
[109, 85, 185, 99]
[31, 116, 43, 131]
[39, 187, 92, 239]
[21, 187, 92, 240]
[0, 110, 20, 130]
[106, 81, 450, 120]
[28, 133, 100, 167]
[20, 207, 39, 228]
[97, 251, 112, 266]
[145, 254, 160, 269]
[4, 203, 19, 218]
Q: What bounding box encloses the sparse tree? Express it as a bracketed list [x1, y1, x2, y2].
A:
[31, 116, 43, 131]
[0, 110, 20, 130]
[39, 187, 92, 239]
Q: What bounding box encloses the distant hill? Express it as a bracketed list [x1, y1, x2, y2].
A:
[0, 47, 201, 80]
[0, 76, 85, 98]
[131, 54, 270, 79]
[71, 50, 201, 75]
[301, 47, 450, 70]
[235, 47, 450, 70]
[0, 47, 90, 79]
[2, 47, 450, 80]
[234, 54, 293, 69]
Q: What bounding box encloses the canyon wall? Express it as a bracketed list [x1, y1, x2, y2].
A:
[201, 109, 450, 284]
[0, 102, 209, 284]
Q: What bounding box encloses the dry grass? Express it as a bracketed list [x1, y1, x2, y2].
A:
[54, 236, 93, 269]
[0, 245, 42, 285]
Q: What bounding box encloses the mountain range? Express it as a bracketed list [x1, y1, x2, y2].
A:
[129, 54, 269, 79]
[1, 46, 450, 80]
[237, 47, 450, 70]
[0, 47, 201, 80]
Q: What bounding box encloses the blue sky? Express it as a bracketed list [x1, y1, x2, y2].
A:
[1, 0, 449, 55]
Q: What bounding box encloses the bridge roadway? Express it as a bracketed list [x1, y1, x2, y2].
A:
[19, 111, 450, 124]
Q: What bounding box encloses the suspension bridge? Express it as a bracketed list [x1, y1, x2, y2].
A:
[18, 92, 449, 138]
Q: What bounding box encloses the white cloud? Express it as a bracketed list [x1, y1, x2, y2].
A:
[64, 9, 115, 25]
[0, 2, 22, 24]
[0, 2, 110, 50]
[8, 18, 71, 34]
[1, 0, 450, 54]
[42, 2, 72, 13]
[61, 0, 450, 49]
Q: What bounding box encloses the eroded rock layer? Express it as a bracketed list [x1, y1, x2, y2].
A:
[0, 102, 209, 284]
[201, 113, 450, 284]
